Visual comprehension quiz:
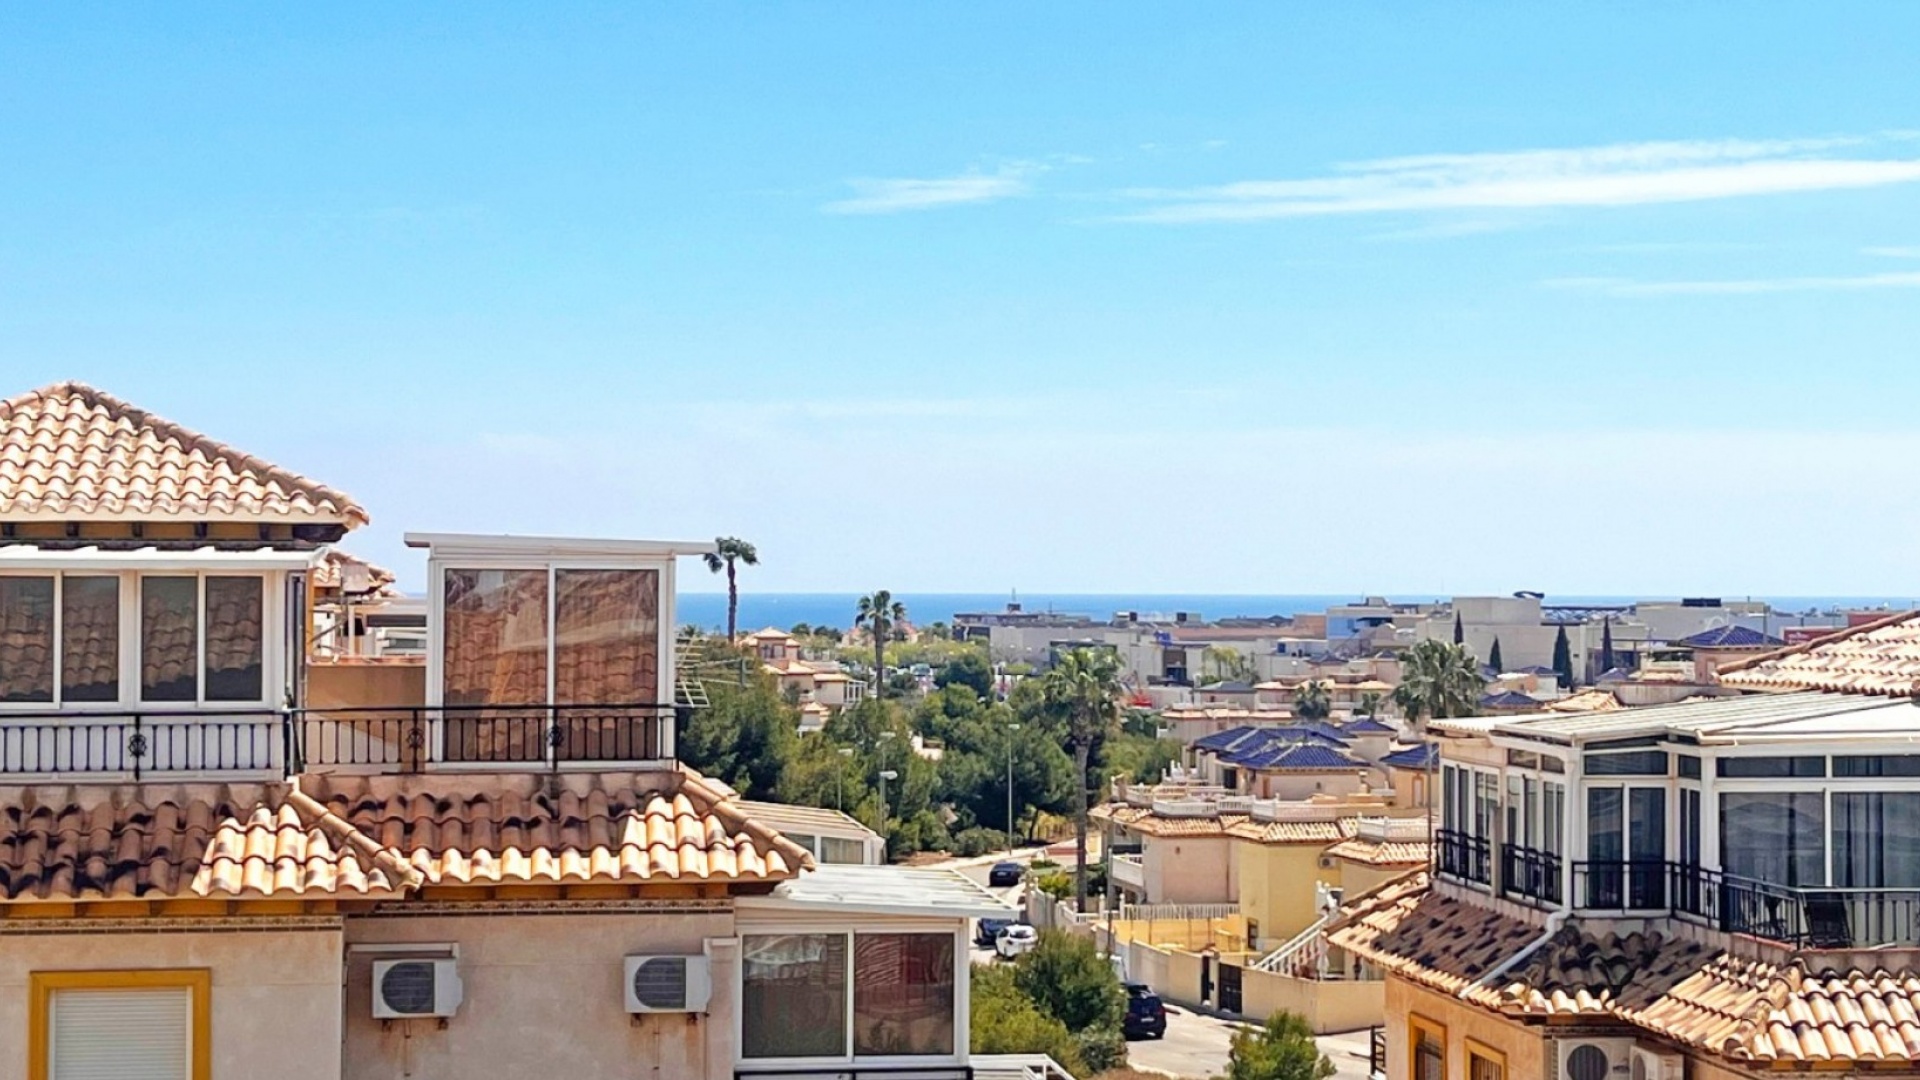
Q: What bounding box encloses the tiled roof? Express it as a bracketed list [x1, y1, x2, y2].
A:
[1679, 624, 1786, 649]
[1543, 688, 1623, 713]
[0, 382, 367, 525]
[1326, 871, 1542, 1006]
[0, 784, 416, 902]
[314, 549, 398, 595]
[1223, 817, 1357, 845]
[1718, 610, 1920, 696]
[1477, 690, 1541, 709]
[303, 770, 812, 886]
[1097, 804, 1246, 838]
[1232, 743, 1369, 771]
[1339, 716, 1396, 735]
[1378, 742, 1438, 770]
[1493, 926, 1715, 1017]
[1324, 836, 1429, 866]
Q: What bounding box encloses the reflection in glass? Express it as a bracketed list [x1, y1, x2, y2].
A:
[1721, 792, 1825, 886]
[61, 577, 119, 702]
[854, 933, 954, 1056]
[742, 934, 848, 1058]
[0, 577, 55, 703]
[142, 576, 198, 702]
[204, 576, 263, 701]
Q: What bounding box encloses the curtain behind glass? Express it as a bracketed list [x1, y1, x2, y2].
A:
[854, 933, 954, 1056]
[741, 934, 847, 1058]
[0, 576, 54, 703]
[1721, 792, 1825, 886]
[1834, 792, 1920, 888]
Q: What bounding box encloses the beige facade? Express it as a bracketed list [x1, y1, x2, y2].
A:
[1141, 834, 1237, 904]
[0, 924, 345, 1080]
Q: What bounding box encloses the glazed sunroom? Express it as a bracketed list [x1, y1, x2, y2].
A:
[1432, 691, 1920, 950]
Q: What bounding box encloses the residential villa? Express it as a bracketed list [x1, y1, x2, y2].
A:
[737, 626, 864, 727]
[0, 383, 1022, 1080]
[1332, 611, 1920, 1080]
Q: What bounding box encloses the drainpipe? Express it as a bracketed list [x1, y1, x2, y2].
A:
[1460, 904, 1570, 1000]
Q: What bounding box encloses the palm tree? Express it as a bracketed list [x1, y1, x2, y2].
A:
[1358, 691, 1384, 719]
[854, 590, 907, 698]
[1392, 639, 1485, 733]
[1043, 647, 1123, 912]
[702, 537, 758, 642]
[1294, 679, 1332, 723]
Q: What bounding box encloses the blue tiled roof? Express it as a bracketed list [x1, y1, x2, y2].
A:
[1379, 742, 1439, 770]
[1191, 724, 1261, 752]
[1233, 743, 1369, 771]
[1517, 665, 1559, 677]
[1478, 690, 1541, 709]
[1677, 625, 1786, 649]
[1340, 716, 1396, 735]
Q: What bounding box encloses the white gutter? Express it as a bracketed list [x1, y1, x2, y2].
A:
[1460, 905, 1570, 1000]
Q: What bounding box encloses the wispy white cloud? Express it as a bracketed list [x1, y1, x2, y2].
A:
[823, 163, 1039, 215]
[1547, 271, 1920, 295]
[1113, 135, 1920, 224]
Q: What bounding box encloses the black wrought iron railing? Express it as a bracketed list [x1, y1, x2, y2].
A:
[1500, 843, 1563, 905]
[1435, 829, 1491, 885]
[287, 703, 680, 774]
[1569, 861, 1920, 950]
[0, 710, 281, 778]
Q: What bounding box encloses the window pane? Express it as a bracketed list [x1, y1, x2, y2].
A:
[443, 569, 549, 705]
[822, 837, 868, 864]
[1718, 756, 1825, 778]
[1584, 751, 1668, 776]
[554, 569, 658, 703]
[1588, 788, 1623, 861]
[854, 933, 954, 1055]
[1834, 793, 1920, 888]
[142, 577, 199, 702]
[742, 934, 848, 1058]
[204, 577, 263, 701]
[62, 577, 120, 703]
[1722, 792, 1825, 887]
[51, 986, 191, 1080]
[1834, 755, 1920, 778]
[0, 576, 55, 703]
[1471, 1052, 1505, 1080]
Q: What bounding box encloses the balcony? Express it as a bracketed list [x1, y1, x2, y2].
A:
[1499, 843, 1564, 905]
[1573, 861, 1920, 950]
[1435, 829, 1491, 886]
[0, 710, 283, 780]
[1111, 853, 1146, 891]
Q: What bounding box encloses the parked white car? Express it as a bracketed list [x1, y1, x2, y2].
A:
[995, 924, 1038, 959]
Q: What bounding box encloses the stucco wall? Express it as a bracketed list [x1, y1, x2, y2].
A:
[341, 909, 737, 1080]
[1237, 843, 1330, 946]
[1144, 835, 1234, 904]
[1240, 967, 1384, 1034]
[1251, 772, 1369, 801]
[1384, 979, 1547, 1080]
[307, 663, 427, 710]
[0, 924, 344, 1080]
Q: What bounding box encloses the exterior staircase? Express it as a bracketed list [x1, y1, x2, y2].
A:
[1252, 912, 1337, 978]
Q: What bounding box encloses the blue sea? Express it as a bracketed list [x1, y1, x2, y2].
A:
[672, 593, 1920, 634]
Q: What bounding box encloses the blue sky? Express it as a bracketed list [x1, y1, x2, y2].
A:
[4, 5, 1919, 595]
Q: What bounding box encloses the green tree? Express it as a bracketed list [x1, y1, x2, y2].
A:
[1202, 644, 1255, 684]
[855, 590, 907, 698]
[935, 651, 995, 699]
[1225, 1010, 1337, 1080]
[1100, 730, 1180, 785]
[1358, 691, 1384, 719]
[676, 645, 797, 796]
[1600, 617, 1617, 675]
[1488, 637, 1505, 673]
[1294, 679, 1332, 722]
[1012, 930, 1125, 1041]
[702, 537, 759, 642]
[1392, 639, 1484, 732]
[1043, 648, 1124, 911]
[970, 964, 1088, 1076]
[1452, 610, 1464, 645]
[1552, 624, 1576, 688]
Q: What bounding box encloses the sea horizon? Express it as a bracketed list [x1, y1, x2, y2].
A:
[671, 592, 1920, 634]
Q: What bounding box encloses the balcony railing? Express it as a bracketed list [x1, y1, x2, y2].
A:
[1500, 843, 1564, 905]
[1573, 861, 1920, 950]
[1435, 829, 1491, 885]
[288, 704, 679, 773]
[0, 711, 281, 779]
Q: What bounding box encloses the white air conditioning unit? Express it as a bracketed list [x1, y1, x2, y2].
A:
[624, 955, 712, 1014]
[372, 958, 464, 1019]
[1558, 1036, 1635, 1080]
[1630, 1045, 1684, 1080]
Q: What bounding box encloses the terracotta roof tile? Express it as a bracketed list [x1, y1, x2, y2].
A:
[0, 382, 367, 525]
[1224, 817, 1358, 844]
[1719, 611, 1920, 696]
[0, 784, 415, 901]
[314, 549, 398, 595]
[1326, 871, 1541, 1004]
[1543, 688, 1623, 713]
[1324, 836, 1430, 866]
[301, 770, 812, 887]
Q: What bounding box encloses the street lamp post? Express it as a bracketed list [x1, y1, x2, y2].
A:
[878, 769, 898, 860]
[835, 747, 855, 811]
[1006, 722, 1022, 856]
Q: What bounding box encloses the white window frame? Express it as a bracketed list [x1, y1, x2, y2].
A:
[734, 924, 968, 1072]
[0, 570, 280, 712]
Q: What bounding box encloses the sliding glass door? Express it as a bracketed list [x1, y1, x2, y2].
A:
[1585, 785, 1665, 908]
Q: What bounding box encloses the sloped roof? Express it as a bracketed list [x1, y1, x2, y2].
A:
[1379, 742, 1439, 770]
[1478, 690, 1542, 709]
[1678, 624, 1786, 649]
[1324, 836, 1429, 866]
[1339, 716, 1397, 735]
[1543, 688, 1624, 713]
[1234, 743, 1369, 771]
[314, 549, 398, 595]
[0, 382, 368, 526]
[1718, 611, 1920, 696]
[1326, 871, 1541, 1006]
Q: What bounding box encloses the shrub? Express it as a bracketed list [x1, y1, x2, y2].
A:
[1013, 930, 1125, 1034]
[1035, 870, 1073, 899]
[970, 964, 1088, 1075]
[951, 827, 1010, 858]
[1074, 1026, 1129, 1073]
[1224, 1010, 1336, 1080]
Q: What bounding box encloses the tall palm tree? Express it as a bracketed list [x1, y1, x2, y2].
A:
[1392, 639, 1485, 733]
[1358, 691, 1384, 719]
[702, 537, 758, 642]
[1294, 678, 1332, 723]
[1043, 647, 1123, 912]
[854, 590, 906, 698]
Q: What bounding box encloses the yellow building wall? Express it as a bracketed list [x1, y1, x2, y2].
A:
[1236, 841, 1336, 950]
[1240, 967, 1384, 1035]
[0, 924, 345, 1080]
[1383, 978, 1547, 1080]
[1337, 861, 1410, 902]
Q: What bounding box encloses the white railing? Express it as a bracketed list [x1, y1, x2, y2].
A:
[1121, 901, 1240, 922]
[972, 1053, 1080, 1080]
[1217, 795, 1255, 814]
[0, 711, 284, 780]
[1250, 799, 1346, 823]
[1253, 913, 1332, 975]
[1111, 853, 1145, 889]
[1151, 797, 1219, 818]
[1355, 815, 1431, 842]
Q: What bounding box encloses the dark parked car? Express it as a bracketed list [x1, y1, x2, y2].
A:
[974, 917, 1014, 947]
[987, 861, 1024, 888]
[1122, 983, 1167, 1040]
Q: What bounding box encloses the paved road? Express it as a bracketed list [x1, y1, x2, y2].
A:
[1124, 1004, 1242, 1078]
